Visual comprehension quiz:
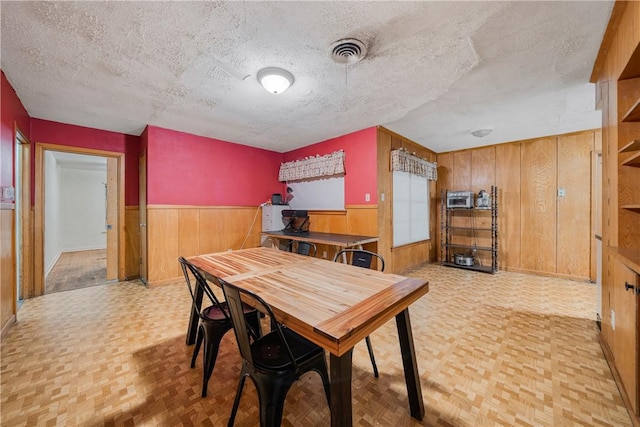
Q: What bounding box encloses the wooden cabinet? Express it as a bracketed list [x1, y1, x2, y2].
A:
[595, 2, 640, 423]
[606, 252, 639, 415]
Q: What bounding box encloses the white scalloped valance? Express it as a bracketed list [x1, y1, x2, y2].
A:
[278, 150, 345, 182]
[391, 148, 437, 180]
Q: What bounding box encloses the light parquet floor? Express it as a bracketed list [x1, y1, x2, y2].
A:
[1, 264, 632, 426]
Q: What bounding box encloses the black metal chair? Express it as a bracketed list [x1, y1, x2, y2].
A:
[333, 249, 385, 378]
[220, 278, 330, 427]
[285, 240, 317, 257]
[178, 257, 261, 398]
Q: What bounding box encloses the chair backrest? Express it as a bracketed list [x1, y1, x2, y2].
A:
[285, 240, 317, 257]
[333, 249, 385, 272]
[219, 279, 298, 369]
[178, 257, 230, 321]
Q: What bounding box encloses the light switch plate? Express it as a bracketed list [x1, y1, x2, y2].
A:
[1, 186, 15, 201]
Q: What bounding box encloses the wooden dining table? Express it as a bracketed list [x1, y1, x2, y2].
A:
[187, 247, 429, 427]
[261, 230, 379, 261]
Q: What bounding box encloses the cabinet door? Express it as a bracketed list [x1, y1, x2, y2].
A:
[613, 258, 638, 414]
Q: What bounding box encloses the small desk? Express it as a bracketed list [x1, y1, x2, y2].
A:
[188, 247, 428, 427]
[262, 230, 378, 261]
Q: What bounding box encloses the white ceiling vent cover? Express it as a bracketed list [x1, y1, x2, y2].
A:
[329, 38, 367, 64]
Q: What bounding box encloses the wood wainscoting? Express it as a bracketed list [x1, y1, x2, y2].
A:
[1, 204, 16, 340]
[145, 205, 380, 287]
[437, 129, 597, 282]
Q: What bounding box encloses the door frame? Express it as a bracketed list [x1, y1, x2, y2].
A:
[15, 126, 32, 300]
[139, 150, 147, 285]
[33, 142, 125, 296]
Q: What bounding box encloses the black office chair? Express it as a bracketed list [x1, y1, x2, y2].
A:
[285, 240, 317, 257]
[333, 249, 385, 378]
[220, 279, 331, 427]
[178, 257, 261, 398]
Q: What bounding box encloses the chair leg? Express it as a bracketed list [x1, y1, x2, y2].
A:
[228, 369, 249, 427]
[202, 339, 222, 398]
[191, 325, 204, 368]
[255, 376, 293, 427]
[365, 336, 379, 378]
[312, 356, 331, 405]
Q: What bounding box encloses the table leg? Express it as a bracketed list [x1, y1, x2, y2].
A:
[330, 349, 353, 427]
[185, 284, 203, 345]
[396, 308, 425, 420]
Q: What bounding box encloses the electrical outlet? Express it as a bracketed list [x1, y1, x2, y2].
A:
[611, 309, 615, 330]
[558, 188, 566, 197]
[322, 251, 327, 259]
[365, 193, 370, 202]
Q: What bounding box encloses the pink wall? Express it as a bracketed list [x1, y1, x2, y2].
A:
[31, 119, 140, 206]
[1, 71, 30, 200]
[146, 126, 283, 206]
[283, 127, 378, 205]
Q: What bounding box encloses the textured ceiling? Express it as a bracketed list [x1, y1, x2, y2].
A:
[0, 1, 612, 153]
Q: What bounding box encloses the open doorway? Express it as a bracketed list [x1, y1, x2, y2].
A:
[43, 151, 111, 293]
[33, 143, 124, 297]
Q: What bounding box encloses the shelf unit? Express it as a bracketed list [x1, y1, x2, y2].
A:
[601, 20, 640, 423]
[440, 186, 498, 274]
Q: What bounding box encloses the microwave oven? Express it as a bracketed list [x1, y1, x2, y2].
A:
[446, 191, 474, 209]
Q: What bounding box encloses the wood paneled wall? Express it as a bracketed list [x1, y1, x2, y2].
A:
[376, 127, 437, 274]
[437, 129, 597, 281]
[1, 206, 16, 339]
[520, 137, 558, 273]
[309, 207, 379, 261]
[145, 205, 379, 286]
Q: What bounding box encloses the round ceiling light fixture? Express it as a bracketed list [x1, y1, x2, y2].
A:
[257, 67, 294, 94]
[470, 128, 493, 138]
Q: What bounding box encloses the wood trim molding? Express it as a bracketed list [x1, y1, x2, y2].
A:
[344, 204, 377, 209]
[1, 315, 16, 342]
[590, 1, 629, 83]
[504, 266, 592, 283]
[34, 142, 126, 296]
[146, 276, 182, 288]
[15, 124, 32, 301]
[15, 125, 30, 145]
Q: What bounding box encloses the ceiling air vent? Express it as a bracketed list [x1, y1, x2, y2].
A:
[329, 38, 367, 64]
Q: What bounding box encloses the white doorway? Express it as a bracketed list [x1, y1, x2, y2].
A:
[33, 143, 125, 297]
[43, 151, 111, 293]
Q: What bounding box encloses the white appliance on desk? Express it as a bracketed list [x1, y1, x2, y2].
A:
[261, 205, 289, 246]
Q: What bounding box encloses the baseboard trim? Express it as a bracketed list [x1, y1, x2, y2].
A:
[145, 276, 183, 288]
[504, 266, 591, 282]
[1, 315, 16, 342]
[44, 250, 62, 278]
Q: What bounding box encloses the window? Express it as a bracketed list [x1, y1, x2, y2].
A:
[393, 171, 429, 246]
[287, 176, 345, 210]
